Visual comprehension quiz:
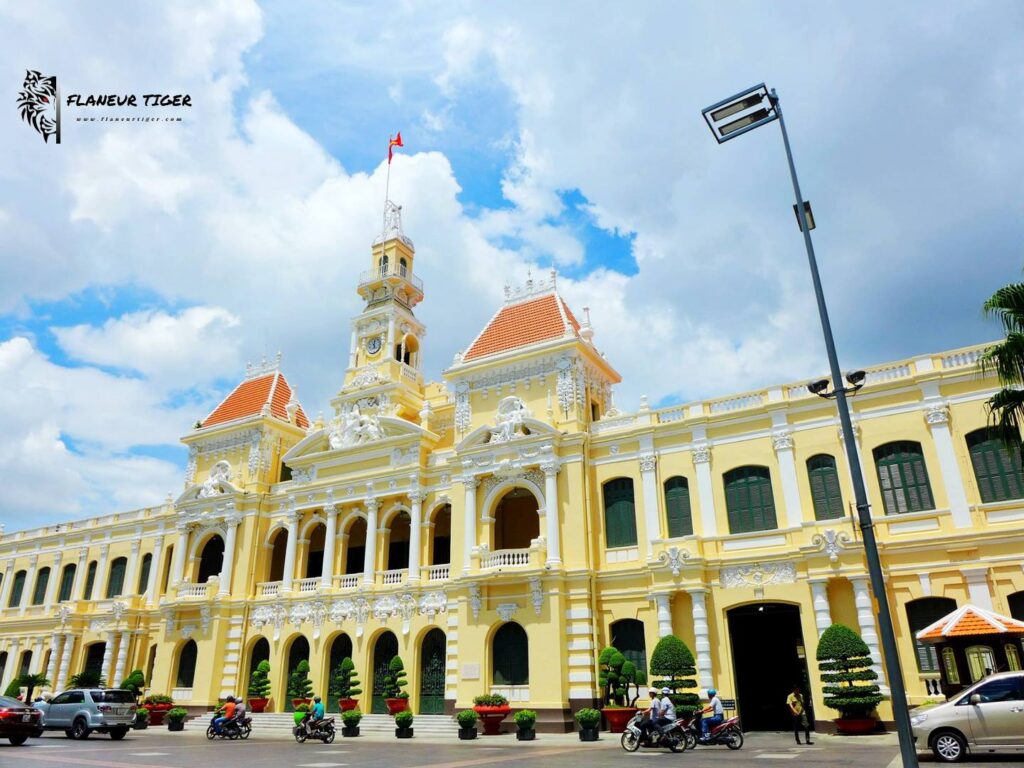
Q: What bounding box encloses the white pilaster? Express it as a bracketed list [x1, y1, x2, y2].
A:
[44, 551, 63, 610]
[20, 554, 39, 613]
[321, 504, 338, 589]
[962, 567, 992, 609]
[653, 593, 673, 637]
[282, 508, 300, 592]
[688, 588, 713, 689]
[924, 403, 971, 527]
[692, 440, 718, 537]
[0, 559, 14, 611]
[113, 631, 130, 686]
[93, 545, 109, 600]
[72, 546, 89, 600]
[123, 539, 141, 596]
[170, 527, 188, 587]
[543, 461, 562, 566]
[772, 430, 804, 529]
[363, 499, 378, 585]
[808, 579, 833, 637]
[462, 475, 478, 574]
[0, 640, 20, 691]
[44, 635, 60, 689]
[146, 535, 164, 606]
[218, 515, 241, 597]
[639, 452, 660, 559]
[99, 631, 115, 685]
[30, 637, 44, 674]
[408, 489, 423, 582]
[55, 634, 74, 691]
[850, 576, 885, 683]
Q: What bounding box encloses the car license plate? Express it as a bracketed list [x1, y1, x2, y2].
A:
[21, 714, 31, 722]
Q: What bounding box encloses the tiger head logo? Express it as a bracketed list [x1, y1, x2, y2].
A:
[18, 69, 60, 143]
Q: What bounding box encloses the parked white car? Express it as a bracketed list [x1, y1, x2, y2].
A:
[33, 689, 136, 740]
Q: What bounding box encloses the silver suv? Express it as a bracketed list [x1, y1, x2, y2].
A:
[34, 688, 136, 740]
[911, 671, 1024, 762]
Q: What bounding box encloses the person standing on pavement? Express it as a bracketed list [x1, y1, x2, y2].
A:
[787, 684, 813, 745]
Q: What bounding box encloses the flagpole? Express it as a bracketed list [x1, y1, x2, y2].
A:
[383, 134, 393, 233]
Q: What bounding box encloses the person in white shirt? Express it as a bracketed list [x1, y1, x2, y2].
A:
[639, 687, 663, 742]
[655, 687, 677, 734]
[701, 688, 725, 738]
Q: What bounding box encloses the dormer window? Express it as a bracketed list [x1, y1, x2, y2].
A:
[380, 254, 390, 275]
[399, 257, 408, 277]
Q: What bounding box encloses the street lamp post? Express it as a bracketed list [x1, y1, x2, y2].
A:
[702, 84, 919, 768]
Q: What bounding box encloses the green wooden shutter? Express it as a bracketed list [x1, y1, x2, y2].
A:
[137, 554, 152, 594]
[873, 442, 935, 514]
[84, 561, 97, 600]
[57, 564, 75, 602]
[664, 477, 694, 538]
[603, 478, 638, 548]
[906, 598, 956, 672]
[176, 640, 198, 687]
[967, 429, 1024, 503]
[8, 571, 25, 607]
[724, 466, 778, 533]
[31, 568, 50, 606]
[493, 623, 529, 685]
[106, 557, 127, 598]
[807, 455, 845, 520]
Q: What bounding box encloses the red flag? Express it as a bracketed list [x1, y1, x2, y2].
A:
[388, 131, 404, 164]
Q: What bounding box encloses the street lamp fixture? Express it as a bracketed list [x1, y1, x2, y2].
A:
[793, 201, 815, 231]
[702, 84, 920, 768]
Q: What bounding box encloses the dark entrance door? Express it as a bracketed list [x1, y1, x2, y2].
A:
[419, 629, 446, 714]
[728, 602, 811, 731]
[372, 632, 398, 714]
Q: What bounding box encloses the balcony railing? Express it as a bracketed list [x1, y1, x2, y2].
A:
[335, 575, 360, 590]
[257, 581, 281, 598]
[424, 564, 450, 582]
[358, 266, 423, 293]
[176, 582, 210, 599]
[295, 577, 321, 594]
[381, 569, 407, 586]
[481, 549, 531, 569]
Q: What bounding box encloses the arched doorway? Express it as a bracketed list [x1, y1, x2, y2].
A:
[493, 488, 539, 549]
[492, 622, 529, 697]
[306, 524, 326, 578]
[387, 512, 411, 571]
[611, 618, 648, 676]
[175, 640, 198, 688]
[286, 636, 310, 711]
[430, 505, 451, 566]
[83, 642, 106, 680]
[727, 603, 810, 730]
[196, 535, 224, 583]
[371, 631, 398, 714]
[268, 529, 288, 582]
[327, 633, 353, 712]
[247, 637, 270, 700]
[345, 519, 367, 574]
[419, 629, 446, 714]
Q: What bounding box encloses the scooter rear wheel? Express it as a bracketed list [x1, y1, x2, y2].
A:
[726, 729, 744, 750]
[668, 735, 685, 753]
[322, 729, 335, 744]
[240, 724, 251, 739]
[620, 731, 640, 753]
[684, 731, 697, 750]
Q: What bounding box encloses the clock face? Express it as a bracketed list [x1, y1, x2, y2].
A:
[366, 337, 382, 355]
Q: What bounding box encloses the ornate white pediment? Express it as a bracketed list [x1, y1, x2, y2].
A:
[456, 416, 559, 451]
[283, 415, 430, 462]
[176, 460, 242, 504]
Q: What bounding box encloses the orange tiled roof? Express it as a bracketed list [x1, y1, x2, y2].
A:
[463, 293, 582, 362]
[203, 371, 309, 429]
[916, 604, 1024, 642]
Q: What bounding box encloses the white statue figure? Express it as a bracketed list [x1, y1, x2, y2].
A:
[491, 397, 531, 443]
[328, 405, 384, 449]
[198, 460, 231, 498]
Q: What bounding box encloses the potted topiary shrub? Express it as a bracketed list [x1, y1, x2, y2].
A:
[341, 708, 362, 737]
[248, 659, 271, 713]
[384, 656, 409, 714]
[650, 634, 701, 713]
[575, 708, 601, 741]
[598, 646, 645, 733]
[473, 693, 511, 735]
[288, 659, 314, 710]
[142, 694, 174, 726]
[456, 709, 478, 740]
[166, 707, 188, 732]
[133, 707, 149, 730]
[394, 708, 414, 738]
[120, 669, 145, 700]
[330, 657, 362, 712]
[514, 709, 537, 741]
[817, 623, 884, 735]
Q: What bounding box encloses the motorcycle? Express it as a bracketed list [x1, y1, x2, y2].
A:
[206, 714, 252, 740]
[293, 714, 336, 744]
[683, 711, 743, 750]
[620, 711, 695, 753]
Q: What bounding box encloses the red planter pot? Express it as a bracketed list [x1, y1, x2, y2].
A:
[338, 698, 359, 712]
[144, 704, 172, 726]
[602, 707, 638, 733]
[248, 698, 268, 713]
[474, 705, 511, 735]
[834, 717, 877, 735]
[386, 698, 409, 715]
[292, 698, 312, 710]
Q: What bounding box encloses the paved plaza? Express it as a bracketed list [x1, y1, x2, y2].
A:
[0, 728, 963, 768]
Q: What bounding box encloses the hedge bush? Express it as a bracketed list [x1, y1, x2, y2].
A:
[649, 634, 699, 709]
[248, 660, 271, 699]
[287, 660, 313, 700]
[816, 623, 884, 719]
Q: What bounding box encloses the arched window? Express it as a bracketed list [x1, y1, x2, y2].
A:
[724, 466, 778, 533]
[83, 642, 105, 678]
[268, 529, 288, 581]
[942, 647, 960, 684]
[494, 489, 540, 550]
[906, 597, 956, 672]
[611, 618, 648, 676]
[57, 563, 76, 602]
[873, 441, 934, 514]
[31, 567, 50, 606]
[663, 477, 693, 538]
[1006, 643, 1022, 672]
[1009, 591, 1024, 622]
[8, 570, 26, 607]
[196, 536, 224, 584]
[18, 651, 32, 678]
[380, 254, 389, 274]
[966, 428, 1024, 503]
[176, 640, 198, 688]
[345, 518, 366, 575]
[247, 637, 270, 699]
[807, 454, 845, 520]
[492, 622, 529, 686]
[399, 257, 408, 277]
[84, 561, 97, 600]
[106, 557, 127, 598]
[603, 478, 638, 548]
[137, 553, 152, 594]
[966, 645, 995, 682]
[387, 512, 411, 571]
[305, 524, 326, 578]
[430, 505, 451, 566]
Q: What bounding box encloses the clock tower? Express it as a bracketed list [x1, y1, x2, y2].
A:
[334, 201, 426, 421]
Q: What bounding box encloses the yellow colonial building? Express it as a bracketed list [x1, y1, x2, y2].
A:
[1, 203, 1022, 731]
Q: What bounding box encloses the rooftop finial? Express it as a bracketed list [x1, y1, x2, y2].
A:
[580, 306, 594, 342]
[245, 351, 282, 380]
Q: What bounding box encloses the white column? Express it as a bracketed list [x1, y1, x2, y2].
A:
[692, 443, 719, 536]
[688, 588, 713, 690]
[123, 539, 141, 596]
[218, 515, 241, 597]
[408, 490, 423, 581]
[962, 567, 992, 609]
[282, 508, 300, 592]
[146, 534, 164, 606]
[924, 403, 971, 528]
[0, 640, 20, 691]
[93, 545, 110, 600]
[808, 579, 833, 637]
[0, 559, 15, 611]
[20, 555, 39, 613]
[653, 593, 673, 637]
[45, 635, 60, 688]
[363, 500, 379, 585]
[850, 576, 885, 683]
[55, 634, 74, 692]
[321, 505, 338, 589]
[99, 631, 115, 685]
[772, 431, 805, 529]
[639, 453, 660, 559]
[113, 631, 130, 686]
[462, 476, 478, 574]
[30, 637, 45, 674]
[543, 461, 562, 566]
[348, 329, 358, 368]
[72, 546, 89, 600]
[44, 552, 63, 610]
[170, 526, 189, 588]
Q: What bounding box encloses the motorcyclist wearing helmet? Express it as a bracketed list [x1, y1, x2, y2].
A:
[638, 687, 663, 742]
[654, 686, 676, 735]
[701, 688, 724, 739]
[213, 695, 236, 735]
[233, 695, 247, 722]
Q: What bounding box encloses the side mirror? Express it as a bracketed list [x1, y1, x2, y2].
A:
[970, 694, 982, 705]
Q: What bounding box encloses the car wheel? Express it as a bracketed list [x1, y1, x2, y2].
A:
[109, 728, 128, 741]
[71, 718, 90, 740]
[932, 730, 967, 763]
[8, 735, 29, 746]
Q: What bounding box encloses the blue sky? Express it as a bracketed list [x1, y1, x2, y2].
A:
[0, 0, 1022, 527]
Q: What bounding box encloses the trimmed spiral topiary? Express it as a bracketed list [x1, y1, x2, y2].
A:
[816, 623, 884, 719]
[329, 657, 362, 699]
[248, 660, 271, 699]
[287, 659, 314, 699]
[649, 634, 700, 709]
[384, 656, 408, 698]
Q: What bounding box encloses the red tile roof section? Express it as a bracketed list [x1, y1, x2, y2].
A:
[203, 372, 309, 429]
[916, 604, 1024, 641]
[463, 293, 581, 361]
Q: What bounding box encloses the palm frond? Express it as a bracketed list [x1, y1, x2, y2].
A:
[986, 388, 1024, 455]
[980, 333, 1024, 386]
[983, 283, 1024, 335]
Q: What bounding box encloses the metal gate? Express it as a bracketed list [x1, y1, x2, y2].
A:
[371, 632, 398, 714]
[419, 629, 446, 714]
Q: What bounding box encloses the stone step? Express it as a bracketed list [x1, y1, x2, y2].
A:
[190, 711, 459, 735]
